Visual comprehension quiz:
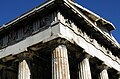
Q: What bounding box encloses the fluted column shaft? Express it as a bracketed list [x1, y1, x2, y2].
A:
[78, 57, 92, 79]
[52, 45, 70, 79]
[18, 59, 31, 79]
[99, 69, 109, 79]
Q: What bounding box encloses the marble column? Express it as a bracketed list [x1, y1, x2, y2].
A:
[99, 69, 109, 79]
[78, 55, 92, 79]
[99, 64, 109, 79]
[18, 56, 31, 79]
[52, 45, 70, 79]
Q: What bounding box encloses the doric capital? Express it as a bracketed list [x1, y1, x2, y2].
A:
[97, 63, 109, 71]
[85, 53, 91, 59]
[79, 50, 92, 62]
[17, 51, 34, 62]
[82, 50, 92, 59]
[117, 71, 120, 76]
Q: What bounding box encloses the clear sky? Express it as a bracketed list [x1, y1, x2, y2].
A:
[0, 0, 120, 43]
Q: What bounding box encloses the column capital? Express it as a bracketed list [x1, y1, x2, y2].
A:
[82, 50, 92, 59]
[85, 53, 91, 59]
[117, 71, 120, 78]
[17, 51, 33, 61]
[117, 71, 120, 74]
[80, 53, 92, 61]
[97, 63, 109, 71]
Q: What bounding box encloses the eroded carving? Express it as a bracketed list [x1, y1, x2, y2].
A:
[0, 12, 56, 49]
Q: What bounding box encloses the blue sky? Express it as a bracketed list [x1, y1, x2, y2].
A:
[77, 0, 120, 43]
[0, 0, 120, 43]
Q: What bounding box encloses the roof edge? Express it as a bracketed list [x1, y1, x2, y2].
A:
[67, 0, 115, 31]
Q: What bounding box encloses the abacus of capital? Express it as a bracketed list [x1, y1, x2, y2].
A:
[0, 0, 120, 79]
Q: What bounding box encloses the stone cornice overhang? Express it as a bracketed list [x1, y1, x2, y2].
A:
[0, 0, 119, 54]
[69, 1, 115, 31]
[57, 0, 120, 55]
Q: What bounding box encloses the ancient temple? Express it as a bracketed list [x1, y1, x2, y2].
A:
[0, 0, 120, 79]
